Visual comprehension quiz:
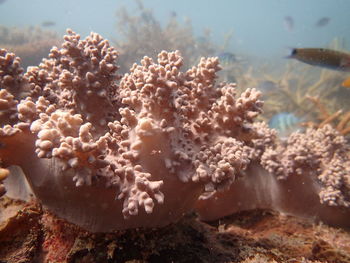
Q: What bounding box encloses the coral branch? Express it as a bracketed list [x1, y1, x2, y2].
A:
[0, 167, 9, 196]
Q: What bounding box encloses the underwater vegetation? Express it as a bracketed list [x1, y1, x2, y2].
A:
[0, 25, 61, 69]
[236, 50, 350, 134]
[113, 1, 218, 73]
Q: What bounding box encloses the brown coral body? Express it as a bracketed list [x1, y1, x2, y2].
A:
[0, 29, 264, 232]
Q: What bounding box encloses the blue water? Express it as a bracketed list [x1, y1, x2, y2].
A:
[268, 112, 303, 138]
[0, 0, 348, 59]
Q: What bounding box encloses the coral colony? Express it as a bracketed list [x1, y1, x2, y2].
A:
[0, 29, 350, 233]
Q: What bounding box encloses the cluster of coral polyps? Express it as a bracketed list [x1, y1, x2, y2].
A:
[196, 124, 350, 228]
[0, 29, 265, 232]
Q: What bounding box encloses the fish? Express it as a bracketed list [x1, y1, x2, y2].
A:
[196, 36, 209, 45]
[0, 0, 6, 4]
[315, 17, 330, 27]
[257, 80, 277, 93]
[341, 77, 350, 88]
[218, 52, 241, 69]
[287, 48, 350, 72]
[284, 16, 294, 32]
[269, 112, 303, 138]
[41, 21, 56, 27]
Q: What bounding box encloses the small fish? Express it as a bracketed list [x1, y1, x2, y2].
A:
[196, 36, 208, 44]
[269, 112, 302, 138]
[218, 52, 240, 69]
[41, 21, 56, 27]
[257, 80, 277, 93]
[341, 77, 350, 88]
[287, 48, 350, 72]
[315, 17, 330, 27]
[284, 16, 294, 32]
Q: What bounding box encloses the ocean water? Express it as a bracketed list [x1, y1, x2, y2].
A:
[0, 0, 348, 59]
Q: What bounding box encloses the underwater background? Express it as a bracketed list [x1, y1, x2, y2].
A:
[1, 0, 350, 262]
[1, 0, 349, 122]
[1, 0, 349, 57]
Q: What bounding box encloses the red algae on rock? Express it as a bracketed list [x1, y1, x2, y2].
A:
[1, 196, 349, 263]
